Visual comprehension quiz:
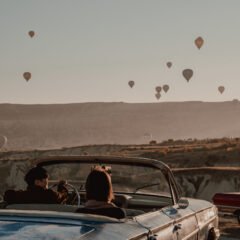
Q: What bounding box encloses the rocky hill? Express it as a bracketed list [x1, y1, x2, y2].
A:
[0, 139, 240, 201]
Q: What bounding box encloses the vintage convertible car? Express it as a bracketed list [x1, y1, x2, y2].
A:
[0, 156, 219, 240]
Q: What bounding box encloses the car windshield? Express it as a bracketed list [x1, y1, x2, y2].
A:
[45, 163, 171, 197]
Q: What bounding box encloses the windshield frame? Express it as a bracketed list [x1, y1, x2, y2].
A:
[36, 155, 180, 205]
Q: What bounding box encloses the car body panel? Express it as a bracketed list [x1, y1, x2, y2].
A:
[212, 192, 240, 207]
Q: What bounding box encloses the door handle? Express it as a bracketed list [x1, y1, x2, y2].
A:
[173, 223, 182, 232]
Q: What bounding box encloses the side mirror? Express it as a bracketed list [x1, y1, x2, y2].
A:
[178, 198, 189, 209]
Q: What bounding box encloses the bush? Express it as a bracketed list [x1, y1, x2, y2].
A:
[149, 140, 157, 145]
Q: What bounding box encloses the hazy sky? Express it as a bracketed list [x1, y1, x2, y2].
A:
[1, 0, 240, 104]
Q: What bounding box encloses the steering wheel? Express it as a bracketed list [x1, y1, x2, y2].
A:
[49, 182, 81, 207]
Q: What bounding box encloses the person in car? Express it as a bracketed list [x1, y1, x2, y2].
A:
[4, 166, 68, 204]
[76, 167, 126, 219]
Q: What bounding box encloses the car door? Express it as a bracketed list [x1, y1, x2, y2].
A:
[162, 204, 198, 240]
[134, 210, 177, 240]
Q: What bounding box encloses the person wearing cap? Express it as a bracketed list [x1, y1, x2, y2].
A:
[4, 166, 68, 204]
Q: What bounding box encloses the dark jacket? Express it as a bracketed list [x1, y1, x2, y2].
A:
[4, 186, 67, 204]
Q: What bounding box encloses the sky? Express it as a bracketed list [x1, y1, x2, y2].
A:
[1, 0, 240, 104]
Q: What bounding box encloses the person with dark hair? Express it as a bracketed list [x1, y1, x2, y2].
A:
[4, 166, 68, 204]
[76, 168, 126, 219]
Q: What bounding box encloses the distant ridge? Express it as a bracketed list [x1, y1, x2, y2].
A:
[0, 101, 239, 150]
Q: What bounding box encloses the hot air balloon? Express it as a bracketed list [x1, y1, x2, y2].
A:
[23, 72, 31, 82]
[128, 80, 135, 88]
[166, 62, 172, 68]
[143, 132, 152, 138]
[195, 37, 204, 49]
[218, 86, 225, 94]
[163, 84, 169, 93]
[182, 69, 193, 82]
[155, 92, 161, 100]
[0, 135, 7, 149]
[28, 31, 35, 38]
[155, 86, 162, 93]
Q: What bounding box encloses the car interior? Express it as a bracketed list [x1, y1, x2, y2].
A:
[0, 190, 173, 218]
[0, 162, 174, 218]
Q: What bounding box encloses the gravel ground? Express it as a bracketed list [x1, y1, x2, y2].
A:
[219, 216, 240, 240]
